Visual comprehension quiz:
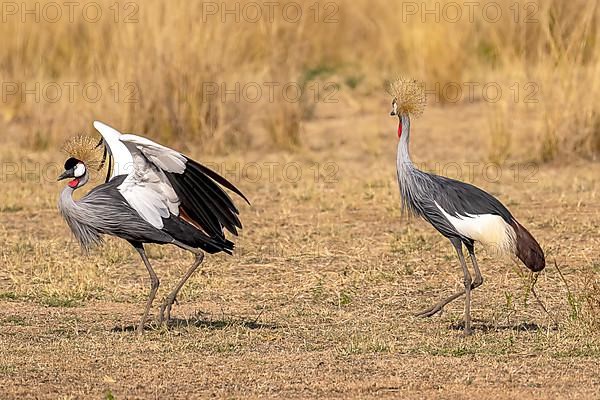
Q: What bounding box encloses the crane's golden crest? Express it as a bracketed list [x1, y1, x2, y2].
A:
[386, 77, 427, 118]
[62, 135, 102, 171]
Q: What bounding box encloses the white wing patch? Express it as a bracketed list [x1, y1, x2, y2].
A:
[117, 147, 181, 229]
[93, 121, 134, 178]
[434, 201, 516, 254]
[115, 135, 187, 229]
[94, 122, 188, 229]
[120, 134, 187, 173]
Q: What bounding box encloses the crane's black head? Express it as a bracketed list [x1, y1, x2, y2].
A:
[58, 157, 87, 189]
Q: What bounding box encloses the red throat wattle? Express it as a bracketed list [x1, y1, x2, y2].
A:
[398, 121, 402, 138]
[68, 179, 79, 188]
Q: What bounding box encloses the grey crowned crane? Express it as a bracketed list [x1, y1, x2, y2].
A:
[58, 122, 249, 333]
[388, 78, 545, 335]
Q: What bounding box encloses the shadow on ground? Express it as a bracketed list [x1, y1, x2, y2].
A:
[111, 313, 278, 333]
[448, 320, 558, 333]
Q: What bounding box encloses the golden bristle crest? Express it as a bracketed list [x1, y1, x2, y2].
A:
[62, 135, 102, 170]
[386, 77, 427, 118]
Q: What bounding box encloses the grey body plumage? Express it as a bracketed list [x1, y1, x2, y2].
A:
[58, 175, 174, 252]
[396, 114, 514, 245]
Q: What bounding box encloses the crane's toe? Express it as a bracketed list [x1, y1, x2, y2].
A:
[414, 305, 443, 318]
[159, 297, 178, 325]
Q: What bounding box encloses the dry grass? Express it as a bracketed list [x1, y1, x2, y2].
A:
[0, 0, 599, 159]
[1, 1, 599, 397]
[1, 101, 599, 398]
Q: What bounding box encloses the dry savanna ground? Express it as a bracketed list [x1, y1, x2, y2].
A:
[1, 0, 599, 398]
[0, 101, 599, 399]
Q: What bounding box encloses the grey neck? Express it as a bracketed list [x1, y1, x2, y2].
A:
[78, 172, 90, 188]
[58, 172, 89, 210]
[396, 114, 415, 176]
[59, 185, 77, 214]
[57, 172, 102, 252]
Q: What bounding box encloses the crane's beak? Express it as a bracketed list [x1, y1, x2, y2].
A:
[57, 168, 74, 181]
[390, 110, 396, 116]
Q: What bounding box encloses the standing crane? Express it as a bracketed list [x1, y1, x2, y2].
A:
[58, 122, 249, 333]
[388, 78, 545, 335]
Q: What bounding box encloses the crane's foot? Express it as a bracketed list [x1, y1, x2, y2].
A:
[415, 289, 467, 318]
[456, 321, 474, 336]
[159, 302, 172, 325]
[414, 304, 444, 318]
[158, 296, 178, 325]
[136, 317, 147, 334]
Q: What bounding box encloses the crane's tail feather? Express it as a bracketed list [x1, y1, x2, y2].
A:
[509, 219, 545, 272]
[161, 213, 235, 255]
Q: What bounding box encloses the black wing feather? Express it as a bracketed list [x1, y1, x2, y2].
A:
[167, 175, 224, 236]
[162, 216, 234, 254]
[186, 166, 239, 213]
[180, 173, 240, 235]
[182, 163, 243, 227]
[186, 158, 250, 205]
[433, 175, 513, 223]
[165, 157, 248, 239]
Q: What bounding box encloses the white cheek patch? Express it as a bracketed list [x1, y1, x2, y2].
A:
[74, 163, 86, 178]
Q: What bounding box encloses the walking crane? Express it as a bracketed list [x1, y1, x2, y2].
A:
[388, 78, 545, 335]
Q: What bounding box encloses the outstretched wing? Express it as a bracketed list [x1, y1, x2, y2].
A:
[119, 134, 249, 238]
[93, 121, 134, 179]
[117, 136, 181, 230]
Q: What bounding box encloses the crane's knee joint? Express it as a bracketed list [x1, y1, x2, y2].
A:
[151, 277, 160, 290]
[463, 275, 472, 289]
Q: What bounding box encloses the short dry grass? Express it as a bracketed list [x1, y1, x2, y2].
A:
[0, 102, 599, 399]
[1, 0, 599, 159]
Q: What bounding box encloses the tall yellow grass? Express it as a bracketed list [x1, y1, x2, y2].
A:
[0, 0, 598, 159]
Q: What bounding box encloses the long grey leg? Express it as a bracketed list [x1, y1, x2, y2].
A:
[415, 239, 476, 324]
[415, 291, 466, 318]
[132, 242, 160, 334]
[466, 243, 483, 290]
[455, 240, 473, 335]
[159, 241, 205, 324]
